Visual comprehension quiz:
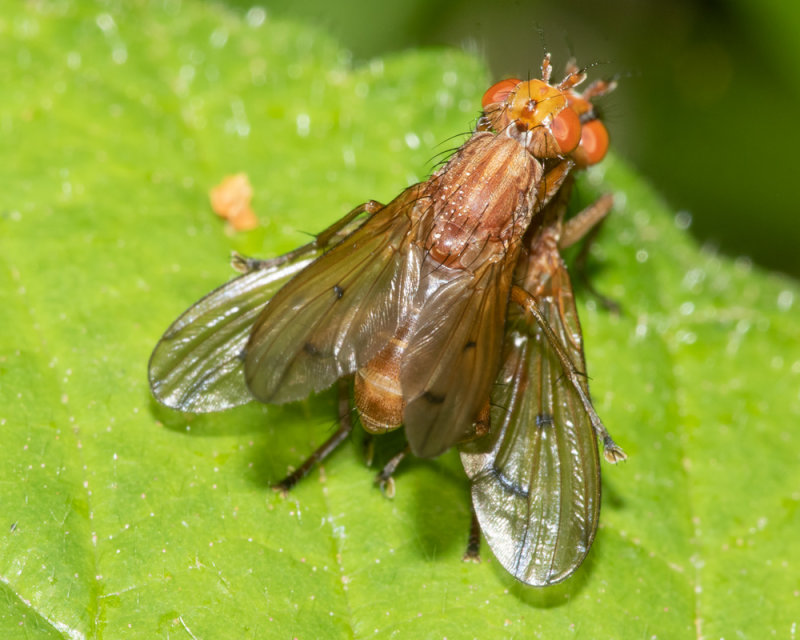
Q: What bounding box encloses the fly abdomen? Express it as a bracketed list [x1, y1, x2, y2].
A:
[354, 325, 412, 434]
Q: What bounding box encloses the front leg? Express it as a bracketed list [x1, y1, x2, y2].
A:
[559, 194, 619, 312]
[559, 193, 613, 250]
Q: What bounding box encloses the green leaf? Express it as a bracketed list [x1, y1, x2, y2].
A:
[2, 2, 798, 638]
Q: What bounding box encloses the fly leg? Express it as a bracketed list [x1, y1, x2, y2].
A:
[272, 378, 355, 495]
[559, 194, 619, 313]
[460, 399, 489, 560]
[363, 432, 376, 467]
[463, 501, 482, 562]
[559, 193, 612, 249]
[374, 400, 490, 498]
[374, 445, 411, 499]
[510, 285, 627, 463]
[233, 200, 385, 273]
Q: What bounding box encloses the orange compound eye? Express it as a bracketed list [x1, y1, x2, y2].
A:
[551, 106, 581, 154]
[575, 119, 609, 166]
[482, 78, 521, 108]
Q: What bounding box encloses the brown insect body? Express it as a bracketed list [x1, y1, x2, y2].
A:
[148, 56, 626, 587]
[240, 80, 577, 459]
[354, 132, 542, 448]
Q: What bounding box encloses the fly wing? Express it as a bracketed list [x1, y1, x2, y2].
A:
[401, 259, 514, 458]
[460, 248, 601, 586]
[149, 256, 316, 412]
[244, 187, 423, 404]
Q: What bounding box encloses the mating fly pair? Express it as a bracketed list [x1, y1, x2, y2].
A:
[149, 55, 627, 586]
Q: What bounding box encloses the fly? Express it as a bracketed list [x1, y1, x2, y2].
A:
[148, 55, 626, 586]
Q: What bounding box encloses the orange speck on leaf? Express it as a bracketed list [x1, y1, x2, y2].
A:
[209, 173, 259, 231]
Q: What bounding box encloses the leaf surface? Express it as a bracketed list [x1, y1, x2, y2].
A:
[1, 3, 798, 638]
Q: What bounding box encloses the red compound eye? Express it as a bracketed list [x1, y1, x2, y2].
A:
[551, 106, 581, 154]
[575, 119, 610, 166]
[482, 78, 521, 108]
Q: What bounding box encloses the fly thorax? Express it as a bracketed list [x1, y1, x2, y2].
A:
[423, 133, 538, 270]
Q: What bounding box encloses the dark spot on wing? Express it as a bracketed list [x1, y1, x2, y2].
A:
[423, 390, 446, 405]
[489, 463, 529, 499]
[303, 342, 321, 357]
[536, 413, 554, 429]
[463, 340, 477, 351]
[333, 284, 344, 299]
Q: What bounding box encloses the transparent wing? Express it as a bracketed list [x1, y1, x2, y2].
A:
[148, 257, 316, 412]
[460, 248, 601, 586]
[244, 187, 423, 404]
[402, 259, 514, 458]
